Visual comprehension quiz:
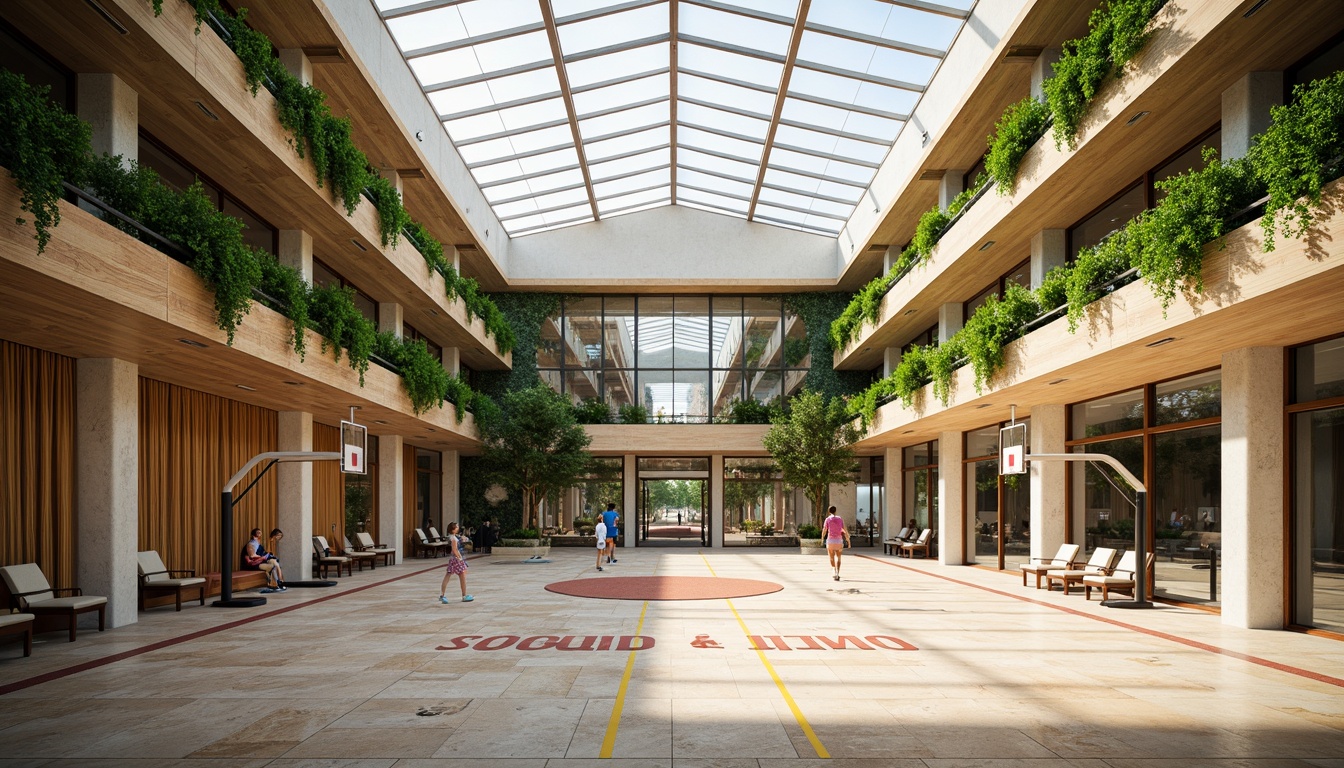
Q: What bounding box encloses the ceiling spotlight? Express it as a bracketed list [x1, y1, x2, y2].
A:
[976, 403, 993, 409]
[177, 337, 208, 349]
[1126, 110, 1150, 127]
[902, 429, 915, 434]
[374, 419, 389, 425]
[415, 130, 424, 141]
[351, 238, 368, 252]
[193, 100, 220, 121]
[903, 309, 919, 316]
[1048, 378, 1068, 385]
[236, 384, 256, 392]
[978, 240, 996, 251]
[284, 380, 305, 386]
[1243, 0, 1270, 17]
[1145, 337, 1177, 347]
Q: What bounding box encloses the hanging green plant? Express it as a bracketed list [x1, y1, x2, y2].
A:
[782, 293, 870, 404]
[572, 396, 614, 424]
[959, 284, 1041, 395]
[365, 173, 412, 248]
[0, 69, 91, 253]
[985, 96, 1051, 196]
[308, 283, 375, 383]
[257, 253, 311, 358]
[925, 336, 963, 405]
[618, 404, 649, 424]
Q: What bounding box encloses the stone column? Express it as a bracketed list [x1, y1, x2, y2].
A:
[1222, 71, 1283, 161]
[1030, 49, 1061, 103]
[938, 170, 966, 212]
[378, 302, 404, 337]
[623, 454, 637, 549]
[275, 411, 312, 577]
[378, 434, 405, 560]
[1029, 404, 1067, 561]
[77, 74, 137, 164]
[709, 454, 724, 548]
[1221, 346, 1285, 629]
[449, 245, 461, 274]
[884, 244, 901, 273]
[442, 346, 461, 377]
[278, 230, 313, 283]
[884, 347, 902, 378]
[938, 430, 965, 565]
[278, 49, 312, 86]
[938, 302, 963, 345]
[1030, 230, 1066, 289]
[378, 168, 404, 199]
[442, 449, 459, 527]
[884, 447, 902, 541]
[76, 358, 138, 628]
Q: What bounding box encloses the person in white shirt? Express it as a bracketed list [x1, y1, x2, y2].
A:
[594, 519, 608, 572]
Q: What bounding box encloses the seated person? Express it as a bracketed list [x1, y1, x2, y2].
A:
[243, 528, 286, 592]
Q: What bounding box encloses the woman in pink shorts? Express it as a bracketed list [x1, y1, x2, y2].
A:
[439, 522, 474, 603]
[822, 506, 850, 581]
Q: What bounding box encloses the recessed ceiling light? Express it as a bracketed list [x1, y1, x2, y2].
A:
[284, 380, 305, 386]
[424, 308, 439, 317]
[1145, 337, 1177, 347]
[193, 100, 219, 121]
[902, 429, 915, 434]
[978, 240, 996, 251]
[236, 384, 256, 392]
[1048, 378, 1068, 385]
[903, 309, 919, 316]
[1243, 0, 1270, 17]
[1126, 110, 1150, 126]
[351, 239, 368, 252]
[177, 337, 208, 348]
[976, 403, 993, 409]
[373, 419, 389, 425]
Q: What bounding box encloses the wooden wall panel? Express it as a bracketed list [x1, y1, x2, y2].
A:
[138, 379, 277, 577]
[0, 339, 76, 589]
[312, 422, 344, 550]
[403, 444, 417, 549]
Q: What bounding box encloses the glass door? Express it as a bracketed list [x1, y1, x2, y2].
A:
[636, 458, 710, 546]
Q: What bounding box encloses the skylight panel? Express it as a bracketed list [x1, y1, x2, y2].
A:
[880, 4, 963, 45]
[585, 127, 670, 161]
[679, 199, 748, 219]
[780, 98, 851, 133]
[578, 100, 669, 140]
[602, 198, 670, 220]
[493, 198, 542, 220]
[816, 179, 864, 202]
[677, 109, 769, 143]
[385, 7, 468, 52]
[796, 32, 879, 76]
[867, 47, 940, 85]
[409, 49, 484, 87]
[763, 167, 821, 194]
[720, 0, 800, 16]
[573, 73, 670, 114]
[443, 112, 509, 142]
[680, 149, 756, 181]
[564, 42, 669, 88]
[471, 31, 554, 73]
[522, 167, 588, 194]
[478, 67, 562, 103]
[533, 186, 591, 210]
[502, 212, 547, 232]
[481, 179, 534, 203]
[558, 3, 668, 56]
[804, 197, 852, 218]
[805, 0, 889, 33]
[457, 0, 543, 35]
[430, 84, 495, 119]
[588, 147, 670, 180]
[679, 4, 792, 54]
[767, 147, 829, 175]
[519, 147, 583, 175]
[829, 137, 889, 165]
[593, 167, 669, 198]
[818, 158, 875, 185]
[772, 124, 840, 154]
[543, 204, 596, 224]
[678, 43, 781, 88]
[838, 112, 902, 142]
[852, 80, 920, 115]
[494, 98, 571, 131]
[678, 168, 754, 197]
[471, 158, 526, 186]
[678, 126, 763, 162]
[758, 186, 817, 210]
[551, 0, 637, 16]
[598, 186, 670, 212]
[679, 188, 750, 214]
[678, 75, 776, 116]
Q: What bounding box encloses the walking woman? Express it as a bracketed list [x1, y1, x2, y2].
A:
[439, 522, 474, 603]
[822, 506, 850, 581]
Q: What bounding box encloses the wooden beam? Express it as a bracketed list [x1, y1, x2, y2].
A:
[538, 0, 600, 222]
[747, 0, 811, 221]
[670, 0, 679, 205]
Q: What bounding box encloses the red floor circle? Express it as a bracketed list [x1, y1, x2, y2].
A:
[545, 575, 783, 601]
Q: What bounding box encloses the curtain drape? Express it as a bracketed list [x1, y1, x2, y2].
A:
[403, 444, 416, 548]
[138, 379, 277, 576]
[0, 339, 76, 588]
[312, 422, 344, 550]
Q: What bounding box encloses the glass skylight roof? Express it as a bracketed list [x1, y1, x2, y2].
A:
[375, 0, 976, 237]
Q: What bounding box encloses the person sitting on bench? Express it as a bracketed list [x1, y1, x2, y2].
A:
[243, 528, 286, 592]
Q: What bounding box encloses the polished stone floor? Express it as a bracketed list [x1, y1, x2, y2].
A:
[2, 547, 1344, 767]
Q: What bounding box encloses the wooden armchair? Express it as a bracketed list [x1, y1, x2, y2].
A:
[1019, 543, 1081, 589]
[137, 550, 206, 611]
[0, 563, 106, 643]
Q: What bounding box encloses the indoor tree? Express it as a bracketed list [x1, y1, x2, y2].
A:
[762, 390, 860, 526]
[477, 384, 592, 531]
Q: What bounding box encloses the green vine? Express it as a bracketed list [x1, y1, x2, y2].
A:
[572, 396, 614, 424]
[0, 70, 91, 253]
[618, 403, 649, 424]
[365, 173, 412, 248]
[308, 284, 376, 383]
[985, 96, 1051, 196]
[257, 252, 311, 358]
[783, 293, 870, 404]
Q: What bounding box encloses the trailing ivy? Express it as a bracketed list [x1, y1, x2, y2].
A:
[257, 252, 311, 358]
[308, 283, 376, 383]
[716, 398, 782, 424]
[474, 292, 560, 398]
[0, 70, 91, 253]
[985, 96, 1051, 196]
[365, 173, 412, 249]
[618, 404, 649, 424]
[373, 331, 458, 416]
[959, 284, 1041, 393]
[1045, 0, 1166, 149]
[572, 396, 614, 424]
[783, 293, 870, 405]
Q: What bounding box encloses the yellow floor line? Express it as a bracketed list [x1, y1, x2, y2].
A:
[599, 554, 654, 759]
[700, 551, 830, 759]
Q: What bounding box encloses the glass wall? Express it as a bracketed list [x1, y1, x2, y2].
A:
[903, 441, 938, 544]
[1068, 371, 1222, 605]
[539, 296, 808, 421]
[414, 448, 441, 530]
[1291, 336, 1344, 633]
[965, 421, 1031, 569]
[722, 458, 795, 545]
[344, 435, 378, 540]
[854, 456, 884, 545]
[549, 457, 625, 542]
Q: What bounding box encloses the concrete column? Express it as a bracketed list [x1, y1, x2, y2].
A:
[884, 347, 902, 378]
[77, 73, 137, 164]
[278, 230, 313, 283]
[442, 450, 459, 527]
[622, 454, 637, 549]
[276, 411, 312, 577]
[377, 168, 404, 199]
[1030, 229, 1067, 289]
[378, 434, 405, 559]
[278, 49, 312, 86]
[76, 358, 138, 628]
[449, 245, 461, 274]
[938, 430, 965, 565]
[1029, 404, 1067, 561]
[710, 454, 724, 548]
[1030, 48, 1061, 103]
[884, 244, 901, 273]
[938, 170, 966, 212]
[938, 302, 963, 345]
[442, 346, 461, 377]
[378, 302, 404, 337]
[884, 447, 902, 542]
[1221, 346, 1285, 629]
[1222, 71, 1283, 161]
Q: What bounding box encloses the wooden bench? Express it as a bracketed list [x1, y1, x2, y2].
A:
[203, 570, 270, 597]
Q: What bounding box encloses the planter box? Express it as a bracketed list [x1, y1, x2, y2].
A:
[495, 539, 550, 558]
[799, 538, 826, 555]
[551, 535, 598, 547]
[745, 535, 799, 547]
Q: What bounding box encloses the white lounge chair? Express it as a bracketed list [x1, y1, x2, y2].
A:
[342, 536, 379, 571]
[883, 526, 910, 555]
[411, 529, 446, 559]
[0, 612, 35, 657]
[0, 563, 106, 642]
[900, 528, 934, 558]
[354, 531, 397, 565]
[1019, 543, 1081, 589]
[137, 550, 206, 611]
[1084, 550, 1155, 601]
[1044, 547, 1119, 595]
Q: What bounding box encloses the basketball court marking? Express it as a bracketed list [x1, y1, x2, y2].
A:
[858, 554, 1344, 689]
[600, 599, 649, 758]
[700, 551, 830, 759]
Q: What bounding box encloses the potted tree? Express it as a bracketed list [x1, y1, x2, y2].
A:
[763, 390, 861, 527]
[479, 384, 592, 558]
[797, 524, 825, 555]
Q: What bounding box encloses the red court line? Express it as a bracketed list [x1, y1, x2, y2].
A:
[0, 558, 464, 696]
[857, 554, 1344, 689]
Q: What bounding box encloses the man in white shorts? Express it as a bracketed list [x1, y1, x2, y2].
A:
[594, 517, 608, 572]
